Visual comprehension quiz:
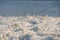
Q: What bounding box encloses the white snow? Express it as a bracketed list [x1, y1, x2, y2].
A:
[0, 16, 60, 40]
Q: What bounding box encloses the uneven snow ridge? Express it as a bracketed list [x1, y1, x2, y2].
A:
[0, 16, 60, 40]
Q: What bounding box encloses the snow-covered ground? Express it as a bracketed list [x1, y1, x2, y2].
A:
[0, 16, 60, 40]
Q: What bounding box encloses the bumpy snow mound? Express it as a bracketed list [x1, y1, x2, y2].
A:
[0, 16, 60, 40]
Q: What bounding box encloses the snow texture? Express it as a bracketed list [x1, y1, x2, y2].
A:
[0, 16, 60, 40]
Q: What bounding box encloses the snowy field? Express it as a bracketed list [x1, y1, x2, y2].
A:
[0, 16, 60, 40]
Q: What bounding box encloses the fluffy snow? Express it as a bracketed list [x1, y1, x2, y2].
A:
[0, 16, 60, 40]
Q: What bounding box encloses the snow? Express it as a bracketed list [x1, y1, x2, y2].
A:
[0, 16, 60, 40]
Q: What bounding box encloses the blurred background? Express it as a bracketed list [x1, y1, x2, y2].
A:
[0, 1, 60, 17]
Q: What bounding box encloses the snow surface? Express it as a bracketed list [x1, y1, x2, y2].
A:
[0, 16, 60, 40]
